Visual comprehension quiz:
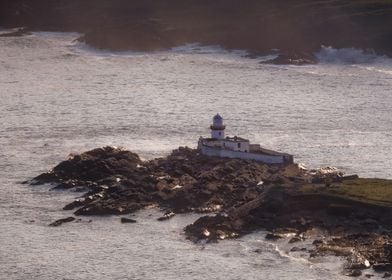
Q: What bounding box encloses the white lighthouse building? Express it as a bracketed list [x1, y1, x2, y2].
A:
[210, 114, 225, 139]
[198, 114, 294, 164]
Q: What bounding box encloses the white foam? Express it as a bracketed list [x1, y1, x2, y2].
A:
[171, 43, 248, 57]
[316, 46, 389, 64]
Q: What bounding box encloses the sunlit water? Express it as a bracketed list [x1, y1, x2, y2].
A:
[1, 31, 391, 279]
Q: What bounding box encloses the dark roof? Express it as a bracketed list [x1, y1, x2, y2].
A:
[213, 114, 222, 120]
[202, 138, 220, 142]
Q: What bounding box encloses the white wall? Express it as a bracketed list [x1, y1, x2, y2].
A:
[223, 140, 250, 152]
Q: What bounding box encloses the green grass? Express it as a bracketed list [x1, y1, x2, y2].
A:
[299, 178, 392, 207]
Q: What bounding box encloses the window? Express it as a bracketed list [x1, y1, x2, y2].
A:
[238, 143, 241, 148]
[219, 132, 221, 136]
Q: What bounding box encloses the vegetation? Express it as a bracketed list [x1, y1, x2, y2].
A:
[300, 178, 392, 207]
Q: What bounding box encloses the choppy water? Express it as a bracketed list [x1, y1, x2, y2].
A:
[1, 31, 392, 279]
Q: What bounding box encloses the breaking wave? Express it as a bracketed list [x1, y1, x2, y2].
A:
[315, 46, 389, 64]
[171, 43, 248, 56]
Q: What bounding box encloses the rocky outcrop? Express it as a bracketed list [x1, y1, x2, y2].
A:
[33, 146, 300, 216]
[186, 189, 392, 275]
[34, 146, 142, 183]
[30, 145, 392, 276]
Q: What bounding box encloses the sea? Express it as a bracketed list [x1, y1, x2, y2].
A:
[1, 30, 391, 280]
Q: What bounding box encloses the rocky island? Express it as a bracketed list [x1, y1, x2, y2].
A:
[28, 144, 392, 277]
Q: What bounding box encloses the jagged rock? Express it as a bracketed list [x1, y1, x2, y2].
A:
[49, 217, 75, 227]
[184, 214, 239, 243]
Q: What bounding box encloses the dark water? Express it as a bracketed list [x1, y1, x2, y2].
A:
[1, 31, 391, 279]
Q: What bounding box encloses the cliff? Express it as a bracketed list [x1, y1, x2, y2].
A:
[1, 0, 392, 57]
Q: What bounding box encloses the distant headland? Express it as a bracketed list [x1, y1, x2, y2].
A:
[27, 115, 392, 277]
[1, 0, 392, 62]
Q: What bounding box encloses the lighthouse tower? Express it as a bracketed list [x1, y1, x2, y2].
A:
[210, 114, 226, 139]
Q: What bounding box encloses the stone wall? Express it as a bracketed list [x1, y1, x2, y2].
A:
[199, 144, 287, 164]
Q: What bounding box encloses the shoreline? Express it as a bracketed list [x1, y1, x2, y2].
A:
[1, 1, 392, 59]
[1, 27, 392, 65]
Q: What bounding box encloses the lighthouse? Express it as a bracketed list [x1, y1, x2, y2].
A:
[210, 114, 225, 139]
[198, 114, 294, 164]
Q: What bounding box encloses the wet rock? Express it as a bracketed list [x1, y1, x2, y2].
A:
[63, 199, 85, 211]
[184, 214, 239, 243]
[265, 233, 282, 241]
[31, 172, 58, 184]
[121, 217, 137, 223]
[49, 217, 75, 227]
[74, 218, 92, 223]
[312, 239, 325, 246]
[290, 247, 303, 252]
[157, 211, 175, 221]
[383, 272, 391, 278]
[261, 52, 317, 66]
[289, 236, 304, 243]
[74, 204, 132, 216]
[374, 263, 392, 272]
[347, 254, 371, 270]
[345, 269, 362, 277]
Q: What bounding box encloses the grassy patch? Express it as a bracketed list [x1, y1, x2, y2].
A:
[299, 178, 392, 207]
